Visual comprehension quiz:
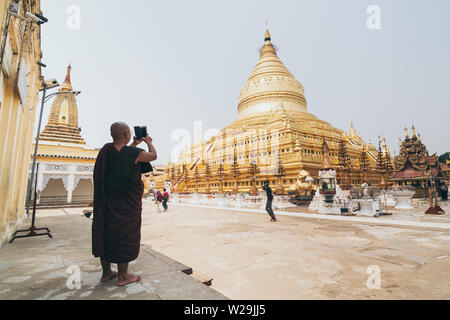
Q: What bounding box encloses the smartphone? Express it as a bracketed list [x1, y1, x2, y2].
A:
[134, 126, 147, 140]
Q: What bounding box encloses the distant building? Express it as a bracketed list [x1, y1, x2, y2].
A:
[392, 126, 448, 197]
[32, 65, 98, 206]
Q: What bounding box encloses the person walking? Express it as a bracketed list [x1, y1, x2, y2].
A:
[262, 181, 277, 222]
[441, 183, 448, 201]
[162, 188, 169, 212]
[156, 190, 163, 212]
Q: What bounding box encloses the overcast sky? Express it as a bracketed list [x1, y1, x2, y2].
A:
[39, 0, 450, 164]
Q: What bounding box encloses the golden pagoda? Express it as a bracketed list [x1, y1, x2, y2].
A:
[39, 65, 86, 144]
[170, 29, 381, 193]
[32, 65, 98, 205]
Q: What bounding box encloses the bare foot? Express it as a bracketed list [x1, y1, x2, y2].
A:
[100, 271, 118, 282]
[116, 273, 141, 286]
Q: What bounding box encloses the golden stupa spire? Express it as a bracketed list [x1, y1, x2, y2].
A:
[235, 28, 307, 121]
[349, 121, 357, 137]
[404, 127, 409, 139]
[321, 137, 332, 170]
[60, 64, 73, 92]
[39, 65, 85, 144]
[264, 29, 271, 41]
[259, 28, 278, 58]
[412, 124, 417, 138]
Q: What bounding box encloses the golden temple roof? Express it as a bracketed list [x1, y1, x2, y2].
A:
[39, 65, 86, 145]
[236, 29, 307, 122]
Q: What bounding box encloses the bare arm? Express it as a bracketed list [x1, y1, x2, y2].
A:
[136, 135, 157, 163]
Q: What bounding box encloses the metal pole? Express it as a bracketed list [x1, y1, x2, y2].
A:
[26, 83, 46, 216]
[31, 163, 39, 227]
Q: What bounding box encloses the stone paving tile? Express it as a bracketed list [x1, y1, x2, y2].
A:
[0, 214, 227, 300]
[140, 203, 450, 299]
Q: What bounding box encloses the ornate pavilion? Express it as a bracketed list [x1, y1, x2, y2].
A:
[32, 65, 98, 206]
[168, 29, 382, 194]
[391, 126, 448, 197]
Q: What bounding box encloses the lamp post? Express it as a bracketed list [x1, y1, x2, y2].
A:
[10, 79, 81, 242]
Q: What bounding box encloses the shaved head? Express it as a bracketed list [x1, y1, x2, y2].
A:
[110, 122, 130, 142]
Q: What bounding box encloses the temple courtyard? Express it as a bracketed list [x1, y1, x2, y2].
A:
[1, 201, 450, 299]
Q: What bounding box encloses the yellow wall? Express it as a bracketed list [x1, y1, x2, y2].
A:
[0, 0, 43, 246]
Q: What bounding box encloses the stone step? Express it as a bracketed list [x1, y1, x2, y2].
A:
[191, 271, 213, 286]
[37, 203, 90, 209]
[143, 247, 193, 275]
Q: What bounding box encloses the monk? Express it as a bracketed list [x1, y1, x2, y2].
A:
[92, 122, 157, 286]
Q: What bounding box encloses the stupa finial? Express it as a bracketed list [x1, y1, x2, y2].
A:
[264, 28, 271, 42]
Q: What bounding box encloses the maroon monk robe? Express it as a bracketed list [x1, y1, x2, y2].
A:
[92, 143, 144, 264]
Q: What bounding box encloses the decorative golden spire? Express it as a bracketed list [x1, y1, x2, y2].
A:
[39, 65, 85, 144]
[60, 64, 73, 92]
[264, 29, 271, 41]
[321, 138, 332, 170]
[382, 136, 387, 152]
[349, 121, 357, 137]
[235, 28, 307, 121]
[64, 64, 71, 83]
[412, 124, 417, 138]
[404, 127, 409, 139]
